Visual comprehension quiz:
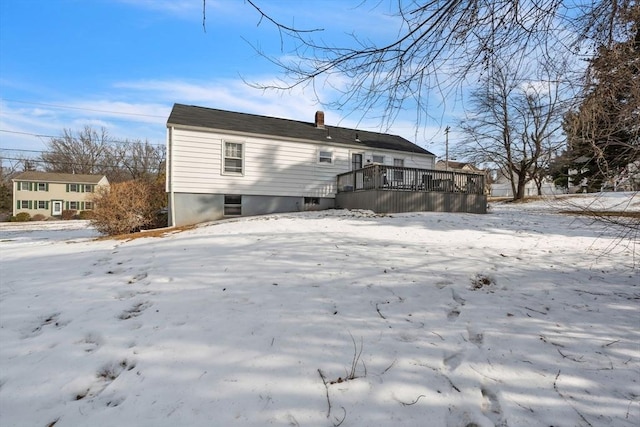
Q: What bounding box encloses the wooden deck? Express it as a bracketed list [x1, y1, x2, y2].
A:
[336, 165, 487, 214]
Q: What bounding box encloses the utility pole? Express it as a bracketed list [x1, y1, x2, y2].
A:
[444, 126, 450, 171]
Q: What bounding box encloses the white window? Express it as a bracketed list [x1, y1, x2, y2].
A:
[37, 201, 47, 209]
[393, 158, 404, 181]
[224, 195, 242, 216]
[84, 202, 93, 210]
[223, 142, 244, 174]
[18, 182, 30, 191]
[319, 150, 333, 164]
[69, 184, 80, 192]
[69, 201, 79, 210]
[20, 200, 29, 209]
[83, 184, 94, 192]
[37, 182, 47, 191]
[372, 155, 384, 164]
[351, 153, 363, 170]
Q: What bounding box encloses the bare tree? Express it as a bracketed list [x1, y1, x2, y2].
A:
[39, 127, 166, 183]
[455, 60, 565, 200]
[234, 1, 630, 128]
[518, 77, 566, 195]
[119, 140, 166, 181]
[41, 126, 110, 175]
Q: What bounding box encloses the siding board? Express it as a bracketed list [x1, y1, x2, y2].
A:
[169, 127, 434, 198]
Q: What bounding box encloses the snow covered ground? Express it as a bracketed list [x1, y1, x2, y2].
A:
[0, 193, 638, 427]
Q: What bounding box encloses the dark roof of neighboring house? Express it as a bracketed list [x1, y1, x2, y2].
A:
[167, 103, 434, 156]
[12, 171, 107, 184]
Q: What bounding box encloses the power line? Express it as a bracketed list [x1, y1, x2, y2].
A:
[0, 156, 164, 172]
[0, 129, 164, 147]
[0, 98, 167, 119]
[0, 147, 44, 154]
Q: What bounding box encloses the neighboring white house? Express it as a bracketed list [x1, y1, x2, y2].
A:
[490, 171, 558, 197]
[12, 171, 109, 218]
[166, 104, 436, 226]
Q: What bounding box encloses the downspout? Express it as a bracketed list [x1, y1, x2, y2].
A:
[167, 126, 176, 227]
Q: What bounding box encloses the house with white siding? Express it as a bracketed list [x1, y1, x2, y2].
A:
[12, 171, 109, 218]
[166, 104, 438, 226]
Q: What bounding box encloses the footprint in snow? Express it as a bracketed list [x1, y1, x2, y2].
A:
[128, 272, 148, 284]
[118, 301, 151, 320]
[452, 289, 466, 305]
[447, 307, 461, 321]
[481, 387, 507, 426]
[443, 351, 464, 370]
[467, 326, 484, 347]
[76, 332, 103, 353]
[23, 312, 69, 338]
[436, 280, 453, 289]
[74, 359, 136, 402]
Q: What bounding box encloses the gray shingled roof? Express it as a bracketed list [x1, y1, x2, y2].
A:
[167, 104, 434, 156]
[12, 171, 107, 184]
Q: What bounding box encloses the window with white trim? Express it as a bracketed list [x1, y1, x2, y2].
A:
[372, 155, 384, 164]
[37, 201, 47, 209]
[85, 202, 94, 210]
[83, 184, 94, 192]
[69, 201, 80, 210]
[319, 150, 333, 164]
[18, 182, 30, 191]
[224, 142, 244, 174]
[20, 200, 29, 209]
[37, 182, 47, 191]
[68, 184, 80, 192]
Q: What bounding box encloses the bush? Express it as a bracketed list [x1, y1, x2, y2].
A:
[89, 179, 167, 236]
[32, 214, 47, 221]
[78, 210, 95, 220]
[61, 209, 77, 220]
[11, 212, 31, 222]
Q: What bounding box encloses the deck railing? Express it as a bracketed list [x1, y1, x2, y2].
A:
[337, 164, 485, 195]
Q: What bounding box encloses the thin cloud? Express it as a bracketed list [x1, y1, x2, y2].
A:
[114, 0, 201, 17]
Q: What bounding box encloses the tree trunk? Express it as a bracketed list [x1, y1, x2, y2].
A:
[514, 171, 528, 200]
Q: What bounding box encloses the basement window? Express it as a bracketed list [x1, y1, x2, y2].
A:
[224, 195, 242, 216]
[304, 197, 320, 205]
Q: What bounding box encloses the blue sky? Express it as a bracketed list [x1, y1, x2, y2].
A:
[1, 0, 458, 164]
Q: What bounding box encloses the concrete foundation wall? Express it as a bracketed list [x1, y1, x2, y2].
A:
[170, 192, 335, 226]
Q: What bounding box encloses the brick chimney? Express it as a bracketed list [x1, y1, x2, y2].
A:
[315, 111, 325, 129]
